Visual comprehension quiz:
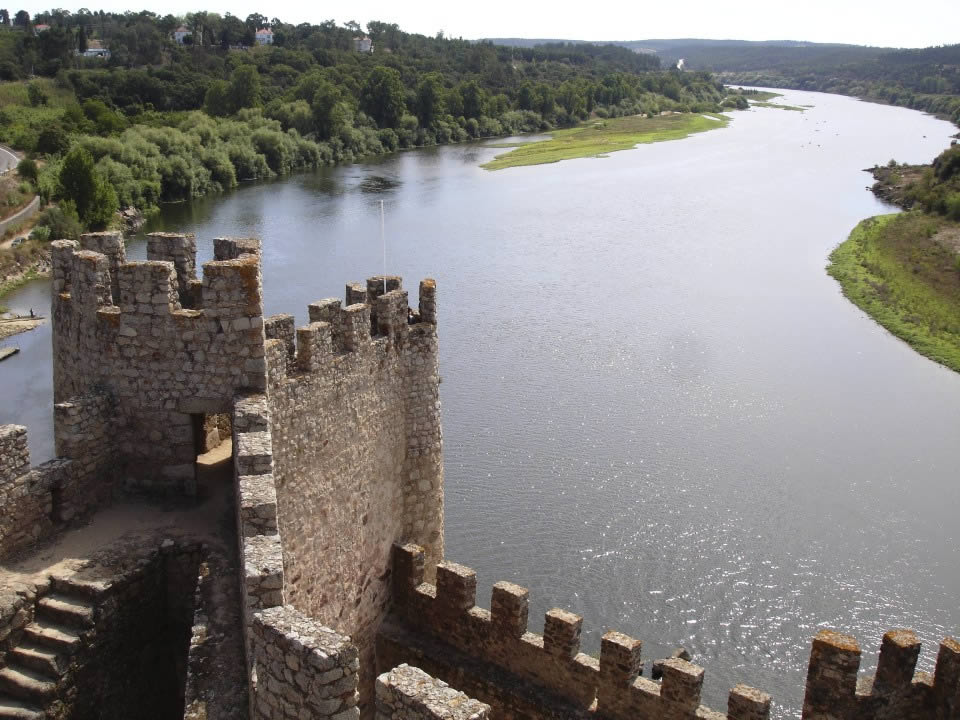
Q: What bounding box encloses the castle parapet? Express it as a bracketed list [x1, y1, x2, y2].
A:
[147, 232, 197, 303]
[79, 231, 125, 302]
[386, 543, 772, 720]
[117, 261, 180, 315]
[802, 628, 960, 719]
[214, 236, 261, 261]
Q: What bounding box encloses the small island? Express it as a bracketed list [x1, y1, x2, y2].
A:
[482, 112, 730, 170]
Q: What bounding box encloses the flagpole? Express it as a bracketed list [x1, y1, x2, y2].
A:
[380, 200, 386, 294]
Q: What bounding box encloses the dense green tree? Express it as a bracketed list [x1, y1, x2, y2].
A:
[0, 9, 9, 26]
[310, 78, 347, 138]
[58, 146, 118, 229]
[204, 80, 231, 116]
[13, 9, 28, 26]
[36, 126, 70, 155]
[228, 65, 261, 112]
[415, 72, 445, 127]
[360, 66, 405, 128]
[459, 80, 487, 119]
[17, 157, 38, 183]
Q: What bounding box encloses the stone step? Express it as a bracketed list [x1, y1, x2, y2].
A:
[50, 575, 110, 601]
[8, 643, 62, 678]
[35, 594, 93, 629]
[0, 698, 43, 720]
[0, 666, 55, 703]
[21, 621, 81, 653]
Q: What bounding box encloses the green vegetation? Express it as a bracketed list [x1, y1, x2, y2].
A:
[828, 213, 960, 373]
[750, 100, 804, 111]
[482, 112, 729, 170]
[0, 10, 748, 237]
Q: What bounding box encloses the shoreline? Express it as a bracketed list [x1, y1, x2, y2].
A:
[828, 213, 960, 373]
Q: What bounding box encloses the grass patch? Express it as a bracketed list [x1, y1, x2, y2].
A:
[828, 212, 960, 372]
[482, 113, 730, 170]
[744, 91, 782, 101]
[750, 101, 805, 111]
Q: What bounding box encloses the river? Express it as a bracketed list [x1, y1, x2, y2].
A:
[2, 89, 958, 716]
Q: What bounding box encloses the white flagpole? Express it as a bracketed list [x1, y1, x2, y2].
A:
[380, 200, 386, 294]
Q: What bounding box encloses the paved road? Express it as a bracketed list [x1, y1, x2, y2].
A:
[0, 145, 19, 175]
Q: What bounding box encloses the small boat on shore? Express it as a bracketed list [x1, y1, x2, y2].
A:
[0, 346, 19, 361]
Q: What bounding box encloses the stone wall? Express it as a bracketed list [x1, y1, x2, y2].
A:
[801, 629, 960, 720]
[265, 276, 443, 710]
[375, 664, 489, 720]
[249, 605, 360, 720]
[381, 544, 773, 720]
[0, 394, 113, 559]
[51, 233, 266, 493]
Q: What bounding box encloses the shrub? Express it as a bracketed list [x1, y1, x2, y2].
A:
[35, 203, 82, 240]
[29, 225, 51, 241]
[36, 125, 70, 155]
[17, 158, 37, 182]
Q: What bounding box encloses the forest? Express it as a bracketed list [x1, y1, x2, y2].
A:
[0, 9, 741, 237]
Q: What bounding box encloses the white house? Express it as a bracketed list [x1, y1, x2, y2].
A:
[33, 23, 50, 33]
[80, 39, 110, 59]
[255, 28, 273, 45]
[352, 35, 373, 53]
[173, 25, 192, 44]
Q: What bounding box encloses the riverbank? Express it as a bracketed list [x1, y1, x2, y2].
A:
[828, 212, 960, 372]
[0, 314, 45, 341]
[481, 112, 730, 170]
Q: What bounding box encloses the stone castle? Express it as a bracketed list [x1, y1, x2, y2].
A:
[0, 231, 957, 720]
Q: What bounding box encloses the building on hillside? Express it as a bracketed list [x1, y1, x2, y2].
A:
[353, 35, 373, 52]
[172, 25, 192, 44]
[32, 23, 50, 33]
[255, 27, 273, 45]
[79, 39, 110, 59]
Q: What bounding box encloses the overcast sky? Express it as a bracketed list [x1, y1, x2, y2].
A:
[21, 0, 959, 48]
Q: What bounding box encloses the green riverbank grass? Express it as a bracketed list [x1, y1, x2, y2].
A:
[828, 212, 960, 372]
[481, 113, 730, 170]
[750, 100, 805, 111]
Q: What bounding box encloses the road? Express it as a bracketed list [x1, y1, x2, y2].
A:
[0, 145, 19, 175]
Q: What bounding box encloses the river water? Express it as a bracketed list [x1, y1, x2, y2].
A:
[2, 89, 958, 716]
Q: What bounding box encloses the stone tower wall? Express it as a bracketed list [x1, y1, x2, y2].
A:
[51, 233, 267, 492]
[264, 276, 443, 710]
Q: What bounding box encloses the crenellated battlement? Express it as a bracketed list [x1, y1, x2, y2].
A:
[264, 275, 437, 384]
[52, 234, 263, 326]
[387, 544, 960, 720]
[388, 542, 768, 720]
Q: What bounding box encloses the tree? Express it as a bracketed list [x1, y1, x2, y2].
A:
[415, 72, 445, 127]
[459, 80, 487, 119]
[228, 65, 261, 112]
[36, 125, 70, 155]
[13, 9, 29, 27]
[310, 79, 348, 138]
[0, 9, 9, 26]
[360, 66, 405, 128]
[77, 25, 87, 52]
[27, 83, 48, 107]
[17, 157, 37, 183]
[58, 147, 118, 229]
[204, 80, 230, 116]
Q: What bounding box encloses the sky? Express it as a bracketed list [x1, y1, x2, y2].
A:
[20, 0, 960, 48]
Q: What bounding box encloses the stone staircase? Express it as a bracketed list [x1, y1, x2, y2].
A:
[0, 579, 97, 719]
